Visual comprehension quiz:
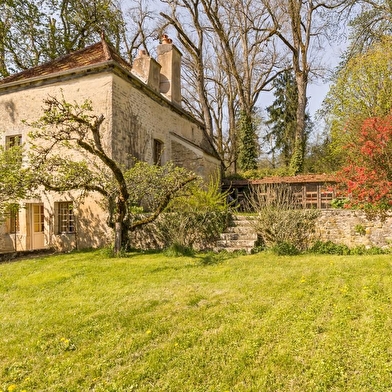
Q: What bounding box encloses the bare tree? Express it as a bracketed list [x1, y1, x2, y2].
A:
[347, 0, 392, 57]
[261, 0, 350, 174]
[160, 0, 284, 173]
[121, 0, 159, 63]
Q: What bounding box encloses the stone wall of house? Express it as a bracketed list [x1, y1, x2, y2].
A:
[316, 210, 392, 248]
[0, 72, 114, 157]
[111, 73, 220, 178]
[0, 64, 220, 253]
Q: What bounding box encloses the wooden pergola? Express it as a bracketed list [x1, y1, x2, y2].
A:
[222, 174, 338, 211]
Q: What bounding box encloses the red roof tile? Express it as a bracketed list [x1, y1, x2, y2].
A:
[0, 40, 132, 86]
[223, 174, 337, 186]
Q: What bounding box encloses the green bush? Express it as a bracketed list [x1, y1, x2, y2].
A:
[163, 243, 195, 257]
[156, 179, 230, 251]
[309, 240, 350, 255]
[271, 241, 300, 256]
[248, 184, 319, 252]
[309, 241, 390, 255]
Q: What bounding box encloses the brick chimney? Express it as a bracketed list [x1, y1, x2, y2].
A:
[131, 49, 161, 92]
[157, 35, 182, 106]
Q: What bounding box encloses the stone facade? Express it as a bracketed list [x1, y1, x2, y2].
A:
[0, 39, 221, 253]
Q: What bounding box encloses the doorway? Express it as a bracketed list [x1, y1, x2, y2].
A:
[31, 203, 45, 249]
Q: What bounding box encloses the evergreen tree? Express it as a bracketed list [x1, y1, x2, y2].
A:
[237, 111, 259, 172]
[264, 70, 312, 171]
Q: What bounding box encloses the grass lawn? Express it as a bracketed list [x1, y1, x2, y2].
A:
[1, 250, 392, 391]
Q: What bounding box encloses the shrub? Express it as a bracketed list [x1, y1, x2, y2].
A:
[309, 240, 350, 255]
[309, 240, 390, 255]
[271, 241, 300, 256]
[163, 243, 195, 257]
[155, 179, 230, 251]
[247, 184, 319, 252]
[354, 224, 366, 236]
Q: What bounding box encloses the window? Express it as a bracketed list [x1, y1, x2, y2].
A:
[153, 139, 164, 166]
[6, 135, 22, 149]
[58, 202, 75, 234]
[33, 204, 44, 233]
[6, 205, 20, 233]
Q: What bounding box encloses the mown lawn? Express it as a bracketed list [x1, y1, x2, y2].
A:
[1, 250, 392, 391]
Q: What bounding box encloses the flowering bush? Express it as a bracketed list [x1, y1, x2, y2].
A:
[337, 116, 392, 213]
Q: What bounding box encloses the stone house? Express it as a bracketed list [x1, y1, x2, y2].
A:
[0, 38, 221, 253]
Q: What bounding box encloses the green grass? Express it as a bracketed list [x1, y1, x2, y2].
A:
[1, 250, 392, 391]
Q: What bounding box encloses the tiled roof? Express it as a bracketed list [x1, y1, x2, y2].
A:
[223, 174, 337, 186]
[0, 40, 132, 86]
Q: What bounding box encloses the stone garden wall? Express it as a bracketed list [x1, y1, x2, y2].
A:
[316, 210, 392, 249]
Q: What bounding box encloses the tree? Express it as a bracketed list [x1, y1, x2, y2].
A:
[0, 0, 125, 76]
[262, 0, 350, 174]
[160, 0, 283, 173]
[324, 37, 392, 165]
[0, 135, 33, 219]
[347, 0, 392, 57]
[337, 115, 392, 214]
[237, 111, 259, 171]
[28, 95, 197, 254]
[264, 70, 312, 168]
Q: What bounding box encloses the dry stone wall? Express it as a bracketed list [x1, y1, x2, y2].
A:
[316, 210, 392, 249]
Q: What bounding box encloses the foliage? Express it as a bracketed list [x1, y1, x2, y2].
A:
[247, 184, 319, 252]
[336, 115, 392, 214]
[237, 111, 259, 172]
[154, 179, 230, 251]
[163, 243, 195, 258]
[354, 224, 366, 236]
[330, 197, 349, 209]
[0, 0, 125, 76]
[3, 250, 392, 391]
[270, 241, 300, 256]
[309, 240, 351, 255]
[309, 240, 390, 256]
[264, 70, 313, 170]
[124, 160, 198, 226]
[0, 138, 33, 219]
[303, 134, 341, 173]
[28, 94, 197, 253]
[324, 37, 392, 163]
[347, 1, 392, 57]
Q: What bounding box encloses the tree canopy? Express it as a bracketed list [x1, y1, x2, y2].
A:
[337, 115, 392, 214]
[0, 136, 33, 219]
[324, 37, 392, 164]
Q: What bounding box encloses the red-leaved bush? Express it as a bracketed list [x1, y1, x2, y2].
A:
[337, 116, 392, 211]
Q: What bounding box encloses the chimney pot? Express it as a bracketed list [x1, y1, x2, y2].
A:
[161, 34, 173, 44]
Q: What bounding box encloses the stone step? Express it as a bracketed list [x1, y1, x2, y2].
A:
[225, 226, 257, 235]
[220, 232, 258, 241]
[231, 215, 257, 221]
[214, 246, 251, 254]
[216, 239, 257, 248]
[230, 218, 256, 226]
[216, 214, 258, 253]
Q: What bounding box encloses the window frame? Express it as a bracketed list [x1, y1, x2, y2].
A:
[6, 135, 22, 149]
[153, 139, 164, 166]
[6, 205, 20, 234]
[57, 202, 75, 234]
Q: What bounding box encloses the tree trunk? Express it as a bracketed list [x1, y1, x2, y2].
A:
[114, 221, 123, 254]
[289, 70, 308, 175]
